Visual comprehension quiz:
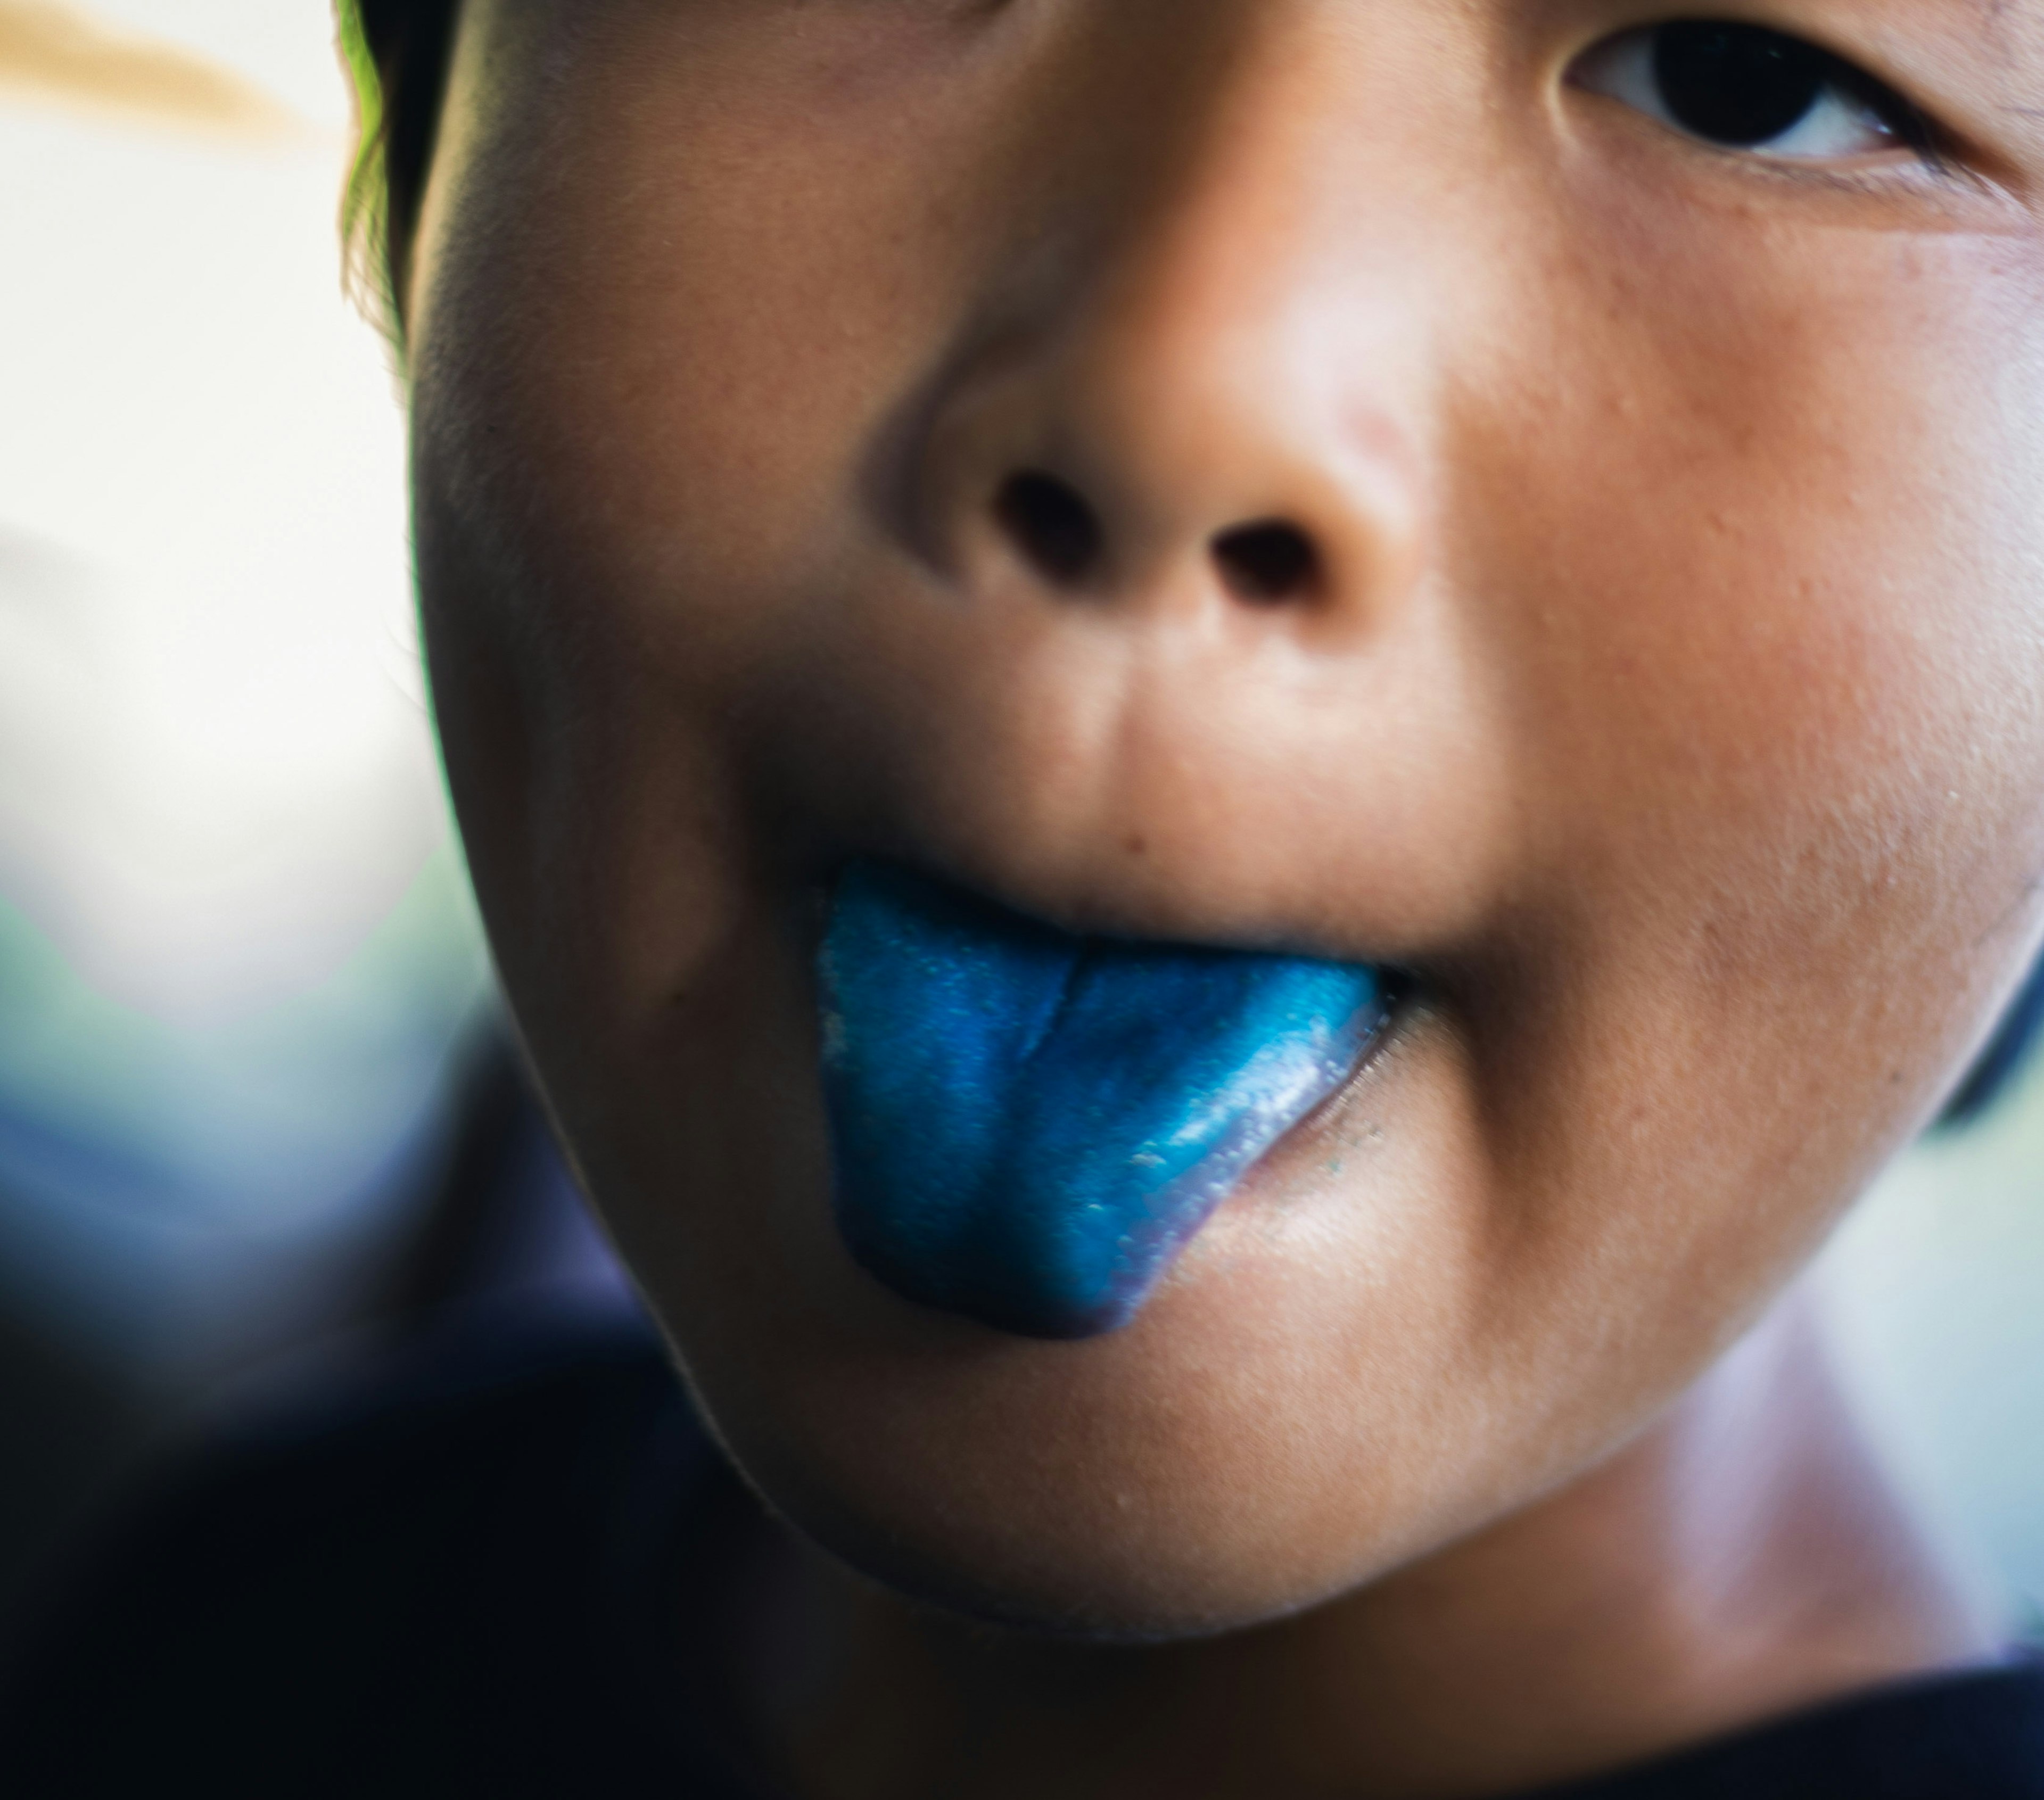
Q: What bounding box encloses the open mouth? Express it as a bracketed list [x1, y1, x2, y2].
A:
[818, 860, 1396, 1339]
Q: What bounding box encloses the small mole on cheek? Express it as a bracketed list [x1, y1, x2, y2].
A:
[1124, 833, 1148, 857]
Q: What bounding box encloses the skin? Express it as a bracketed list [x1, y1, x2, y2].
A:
[399, 0, 2044, 1791]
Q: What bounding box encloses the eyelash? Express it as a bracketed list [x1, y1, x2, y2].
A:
[1569, 19, 1944, 173]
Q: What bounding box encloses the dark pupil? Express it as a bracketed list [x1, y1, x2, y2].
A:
[1652, 22, 1826, 147]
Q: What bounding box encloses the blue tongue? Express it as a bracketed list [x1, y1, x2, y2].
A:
[819, 861, 1387, 1339]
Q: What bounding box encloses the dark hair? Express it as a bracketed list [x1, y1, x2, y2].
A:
[333, 0, 2044, 1129]
[1936, 956, 2044, 1127]
[337, 0, 458, 343]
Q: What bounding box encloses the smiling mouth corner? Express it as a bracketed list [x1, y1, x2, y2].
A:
[814, 858, 1394, 1340]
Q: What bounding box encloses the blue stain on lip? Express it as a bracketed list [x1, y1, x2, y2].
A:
[818, 860, 1389, 1340]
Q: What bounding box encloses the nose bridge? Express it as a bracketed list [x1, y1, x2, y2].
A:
[915, 3, 1431, 630]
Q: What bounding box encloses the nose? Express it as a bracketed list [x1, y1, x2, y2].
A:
[906, 69, 1428, 645]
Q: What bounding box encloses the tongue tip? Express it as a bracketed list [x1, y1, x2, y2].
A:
[831, 1165, 1201, 1341]
[846, 1261, 1141, 1341]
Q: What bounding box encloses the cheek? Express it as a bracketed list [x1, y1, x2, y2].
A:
[1497, 208, 2044, 915]
[1441, 211, 2044, 1277]
[408, 30, 977, 1017]
[413, 20, 1005, 621]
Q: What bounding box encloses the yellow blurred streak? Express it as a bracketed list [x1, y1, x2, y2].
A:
[0, 0, 303, 138]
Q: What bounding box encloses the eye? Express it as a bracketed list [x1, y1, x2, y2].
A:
[1572, 20, 1934, 162]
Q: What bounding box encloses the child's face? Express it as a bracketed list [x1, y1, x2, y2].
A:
[409, 0, 2044, 1633]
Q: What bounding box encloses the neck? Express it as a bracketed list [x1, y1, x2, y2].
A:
[725, 1285, 1999, 1800]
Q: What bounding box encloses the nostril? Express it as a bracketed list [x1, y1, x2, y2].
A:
[1211, 521, 1320, 605]
[995, 470, 1105, 587]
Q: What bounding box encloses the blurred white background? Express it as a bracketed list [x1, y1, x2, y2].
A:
[0, 0, 2038, 1639]
[0, 0, 497, 1507]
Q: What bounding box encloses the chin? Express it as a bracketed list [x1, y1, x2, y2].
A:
[649, 1183, 1552, 1645]
[566, 980, 1630, 1644]
[709, 1403, 1409, 1644]
[683, 1312, 1539, 1646]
